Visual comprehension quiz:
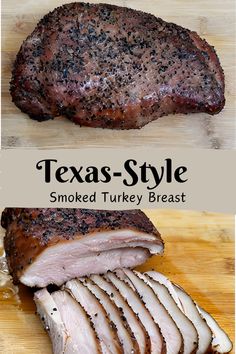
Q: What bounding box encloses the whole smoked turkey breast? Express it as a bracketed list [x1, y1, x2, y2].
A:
[10, 2, 225, 129]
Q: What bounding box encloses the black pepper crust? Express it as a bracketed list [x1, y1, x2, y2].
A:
[1, 208, 163, 283]
[10, 2, 225, 129]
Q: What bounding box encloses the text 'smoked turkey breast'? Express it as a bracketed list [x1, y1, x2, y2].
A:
[11, 2, 225, 129]
[1, 208, 164, 287]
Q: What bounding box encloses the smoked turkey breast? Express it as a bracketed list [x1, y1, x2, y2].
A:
[1, 208, 164, 287]
[11, 2, 225, 129]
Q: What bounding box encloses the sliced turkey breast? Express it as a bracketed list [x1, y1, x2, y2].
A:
[90, 274, 148, 354]
[80, 277, 138, 354]
[51, 290, 101, 354]
[197, 306, 233, 353]
[65, 279, 122, 354]
[34, 269, 232, 354]
[136, 272, 198, 354]
[147, 271, 232, 354]
[120, 269, 183, 354]
[173, 285, 212, 354]
[34, 288, 69, 354]
[1, 208, 164, 287]
[145, 271, 182, 308]
[105, 271, 166, 354]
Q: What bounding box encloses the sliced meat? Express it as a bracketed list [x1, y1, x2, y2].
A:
[91, 274, 148, 354]
[51, 290, 100, 354]
[1, 208, 163, 287]
[34, 288, 69, 354]
[120, 269, 183, 354]
[145, 271, 182, 308]
[136, 272, 198, 354]
[197, 306, 233, 354]
[105, 271, 165, 354]
[80, 277, 138, 354]
[173, 285, 212, 354]
[34, 270, 232, 354]
[65, 279, 122, 354]
[147, 271, 232, 354]
[10, 2, 225, 129]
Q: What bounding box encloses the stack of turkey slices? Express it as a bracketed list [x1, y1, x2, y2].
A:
[1, 208, 232, 354]
[34, 270, 232, 354]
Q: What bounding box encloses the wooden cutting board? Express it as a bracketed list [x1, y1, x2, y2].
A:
[0, 209, 234, 353]
[2, 0, 236, 149]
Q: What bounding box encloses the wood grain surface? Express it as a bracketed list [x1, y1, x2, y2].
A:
[0, 209, 234, 353]
[2, 0, 236, 149]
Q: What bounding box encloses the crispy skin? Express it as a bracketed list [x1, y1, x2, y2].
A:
[1, 208, 162, 284]
[10, 2, 225, 129]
